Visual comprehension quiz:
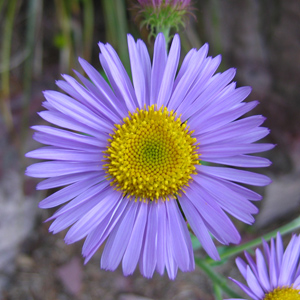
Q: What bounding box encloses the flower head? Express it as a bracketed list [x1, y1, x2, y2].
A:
[227, 233, 300, 300]
[26, 33, 273, 279]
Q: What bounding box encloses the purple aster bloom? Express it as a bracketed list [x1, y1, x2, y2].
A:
[25, 33, 273, 279]
[226, 232, 300, 300]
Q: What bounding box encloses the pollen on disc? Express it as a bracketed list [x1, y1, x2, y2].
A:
[103, 105, 200, 201]
[264, 287, 300, 300]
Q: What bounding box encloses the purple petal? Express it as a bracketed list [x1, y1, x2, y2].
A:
[137, 39, 151, 106]
[245, 266, 265, 299]
[39, 174, 102, 208]
[178, 55, 222, 119]
[101, 200, 138, 271]
[128, 35, 146, 108]
[150, 33, 167, 105]
[165, 224, 178, 280]
[168, 44, 209, 111]
[166, 199, 194, 271]
[189, 85, 251, 124]
[122, 201, 148, 276]
[26, 147, 103, 162]
[190, 101, 259, 135]
[48, 181, 112, 220]
[26, 161, 102, 178]
[48, 184, 113, 234]
[244, 251, 259, 279]
[229, 277, 260, 300]
[36, 172, 99, 190]
[199, 165, 272, 186]
[64, 191, 122, 243]
[78, 57, 127, 117]
[276, 232, 284, 267]
[31, 125, 106, 149]
[38, 110, 107, 140]
[194, 174, 258, 224]
[173, 48, 198, 90]
[156, 34, 180, 107]
[219, 179, 262, 201]
[256, 248, 271, 291]
[179, 194, 220, 260]
[182, 68, 236, 120]
[198, 115, 266, 144]
[278, 235, 300, 286]
[43, 90, 112, 131]
[227, 127, 271, 144]
[185, 182, 241, 245]
[204, 155, 272, 168]
[155, 201, 167, 274]
[236, 257, 247, 278]
[83, 198, 128, 263]
[99, 42, 137, 112]
[139, 202, 158, 278]
[62, 73, 120, 124]
[200, 143, 274, 159]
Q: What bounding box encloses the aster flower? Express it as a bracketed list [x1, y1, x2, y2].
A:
[227, 232, 300, 300]
[25, 33, 273, 279]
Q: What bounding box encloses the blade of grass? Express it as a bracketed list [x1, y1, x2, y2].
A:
[70, 0, 83, 68]
[0, 0, 18, 131]
[55, 0, 74, 73]
[211, 0, 222, 55]
[102, 0, 130, 73]
[82, 0, 94, 61]
[33, 0, 43, 77]
[0, 0, 6, 15]
[20, 0, 40, 158]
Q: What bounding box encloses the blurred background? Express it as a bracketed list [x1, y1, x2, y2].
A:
[0, 0, 300, 299]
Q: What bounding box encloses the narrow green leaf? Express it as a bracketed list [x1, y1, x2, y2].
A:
[82, 0, 94, 61]
[0, 0, 18, 131]
[102, 0, 130, 73]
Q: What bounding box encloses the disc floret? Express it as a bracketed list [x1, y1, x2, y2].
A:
[104, 105, 200, 201]
[263, 286, 300, 300]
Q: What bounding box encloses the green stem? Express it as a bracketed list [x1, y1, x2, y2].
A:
[205, 216, 300, 265]
[153, 26, 171, 51]
[195, 258, 241, 298]
[156, 25, 170, 49]
[213, 283, 223, 300]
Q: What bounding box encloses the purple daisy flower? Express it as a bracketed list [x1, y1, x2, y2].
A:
[25, 33, 273, 279]
[227, 232, 300, 300]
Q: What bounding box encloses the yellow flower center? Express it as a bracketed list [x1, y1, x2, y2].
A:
[264, 286, 300, 300]
[103, 105, 200, 201]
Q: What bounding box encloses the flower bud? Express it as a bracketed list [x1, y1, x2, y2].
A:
[136, 0, 193, 41]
